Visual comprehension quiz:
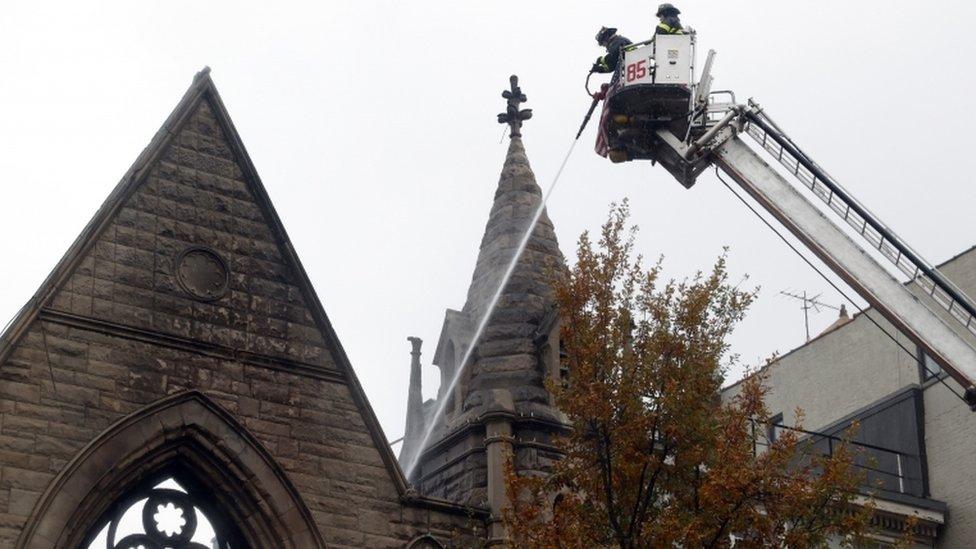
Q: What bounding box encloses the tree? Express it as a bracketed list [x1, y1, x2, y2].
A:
[505, 202, 870, 548]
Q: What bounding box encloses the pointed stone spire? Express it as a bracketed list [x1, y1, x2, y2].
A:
[463, 81, 564, 363]
[445, 76, 566, 420]
[414, 77, 569, 511]
[399, 337, 425, 477]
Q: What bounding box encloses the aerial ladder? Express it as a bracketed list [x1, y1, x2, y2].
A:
[594, 32, 976, 408]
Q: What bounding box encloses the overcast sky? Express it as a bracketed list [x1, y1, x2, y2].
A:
[2, 1, 975, 443]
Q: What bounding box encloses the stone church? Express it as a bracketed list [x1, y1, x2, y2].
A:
[6, 66, 968, 548]
[0, 68, 561, 547]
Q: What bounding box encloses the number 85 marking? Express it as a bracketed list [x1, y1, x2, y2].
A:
[626, 60, 647, 82]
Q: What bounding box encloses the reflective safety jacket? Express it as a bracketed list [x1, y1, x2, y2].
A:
[593, 35, 633, 75]
[656, 16, 684, 34]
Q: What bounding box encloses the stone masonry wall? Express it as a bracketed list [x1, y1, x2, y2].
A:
[49, 99, 330, 369]
[460, 137, 565, 415]
[0, 321, 484, 547]
[0, 94, 482, 547]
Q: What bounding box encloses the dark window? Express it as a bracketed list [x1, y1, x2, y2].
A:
[918, 347, 943, 382]
[443, 340, 457, 414]
[857, 540, 895, 548]
[767, 413, 783, 444]
[552, 493, 566, 514]
[558, 340, 570, 388]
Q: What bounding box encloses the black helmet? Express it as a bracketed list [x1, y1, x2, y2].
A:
[595, 26, 617, 45]
[656, 3, 680, 17]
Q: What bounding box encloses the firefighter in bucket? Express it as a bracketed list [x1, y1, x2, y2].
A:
[586, 5, 693, 164]
[591, 26, 632, 162]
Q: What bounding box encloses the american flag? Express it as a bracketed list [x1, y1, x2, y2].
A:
[594, 79, 622, 157]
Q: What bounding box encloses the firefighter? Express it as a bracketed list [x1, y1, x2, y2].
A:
[655, 3, 684, 35]
[591, 27, 632, 163]
[592, 27, 632, 82]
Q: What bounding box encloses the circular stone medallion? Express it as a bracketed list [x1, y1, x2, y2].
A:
[176, 247, 229, 301]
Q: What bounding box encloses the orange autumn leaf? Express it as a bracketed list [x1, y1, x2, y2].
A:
[504, 202, 871, 548]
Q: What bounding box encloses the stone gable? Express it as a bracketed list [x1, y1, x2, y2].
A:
[48, 98, 331, 369]
[0, 71, 485, 547]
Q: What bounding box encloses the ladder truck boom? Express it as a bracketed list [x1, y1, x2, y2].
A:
[598, 33, 976, 407]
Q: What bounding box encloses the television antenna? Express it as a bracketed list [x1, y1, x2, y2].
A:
[780, 290, 843, 341]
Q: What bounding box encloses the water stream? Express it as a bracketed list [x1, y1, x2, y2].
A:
[402, 138, 579, 479]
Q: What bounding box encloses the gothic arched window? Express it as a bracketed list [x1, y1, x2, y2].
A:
[406, 534, 445, 548]
[537, 312, 567, 397]
[83, 466, 246, 549]
[20, 392, 322, 548]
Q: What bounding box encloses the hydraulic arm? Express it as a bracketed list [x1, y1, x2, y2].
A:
[654, 104, 976, 406]
[594, 34, 976, 406]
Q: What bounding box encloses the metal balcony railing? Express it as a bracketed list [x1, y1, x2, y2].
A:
[751, 419, 920, 496]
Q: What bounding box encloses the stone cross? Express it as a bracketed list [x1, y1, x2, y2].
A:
[497, 75, 533, 138]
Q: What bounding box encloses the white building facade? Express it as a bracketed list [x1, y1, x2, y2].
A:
[725, 247, 976, 546]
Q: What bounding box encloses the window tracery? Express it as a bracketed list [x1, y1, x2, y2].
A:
[84, 472, 243, 549]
